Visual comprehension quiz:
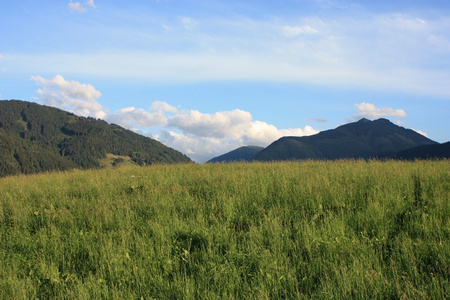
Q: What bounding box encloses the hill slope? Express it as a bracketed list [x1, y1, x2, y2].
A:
[392, 142, 450, 160]
[207, 146, 264, 163]
[253, 118, 437, 161]
[0, 100, 191, 176]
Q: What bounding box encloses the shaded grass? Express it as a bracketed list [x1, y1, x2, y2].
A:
[0, 160, 449, 299]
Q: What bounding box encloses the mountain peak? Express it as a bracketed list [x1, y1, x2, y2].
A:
[357, 118, 371, 123]
[373, 118, 391, 123]
[254, 118, 437, 161]
[357, 118, 392, 124]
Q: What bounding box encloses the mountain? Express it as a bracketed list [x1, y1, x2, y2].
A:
[391, 142, 450, 160]
[253, 118, 438, 161]
[207, 146, 264, 163]
[0, 100, 191, 177]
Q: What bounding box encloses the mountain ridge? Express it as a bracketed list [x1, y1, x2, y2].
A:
[253, 118, 437, 161]
[207, 146, 264, 163]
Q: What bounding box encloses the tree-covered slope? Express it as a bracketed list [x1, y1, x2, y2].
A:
[0, 100, 191, 176]
[0, 129, 77, 176]
[253, 118, 438, 161]
[392, 142, 450, 160]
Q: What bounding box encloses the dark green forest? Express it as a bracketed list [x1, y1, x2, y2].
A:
[392, 142, 450, 160]
[0, 100, 191, 177]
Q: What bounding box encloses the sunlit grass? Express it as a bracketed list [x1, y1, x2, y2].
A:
[1, 160, 449, 299]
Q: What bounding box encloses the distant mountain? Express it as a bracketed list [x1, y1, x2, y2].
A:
[253, 118, 438, 161]
[0, 100, 191, 177]
[391, 142, 450, 160]
[207, 146, 264, 163]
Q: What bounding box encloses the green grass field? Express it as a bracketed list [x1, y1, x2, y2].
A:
[0, 160, 448, 299]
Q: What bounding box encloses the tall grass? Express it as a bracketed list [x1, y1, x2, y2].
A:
[0, 160, 448, 299]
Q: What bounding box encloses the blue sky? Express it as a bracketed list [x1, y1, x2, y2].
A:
[1, 0, 449, 162]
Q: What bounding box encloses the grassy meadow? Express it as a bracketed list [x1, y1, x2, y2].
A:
[0, 160, 449, 299]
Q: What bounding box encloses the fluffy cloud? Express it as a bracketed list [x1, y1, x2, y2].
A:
[68, 2, 85, 12]
[31, 74, 105, 118]
[157, 130, 225, 161]
[352, 102, 407, 120]
[169, 109, 252, 139]
[68, 0, 96, 12]
[106, 101, 176, 128]
[165, 108, 318, 151]
[412, 129, 428, 137]
[107, 101, 319, 162]
[240, 121, 318, 146]
[155, 122, 319, 162]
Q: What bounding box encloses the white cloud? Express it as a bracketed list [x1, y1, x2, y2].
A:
[412, 129, 428, 137]
[157, 130, 224, 161]
[106, 101, 176, 128]
[240, 121, 318, 146]
[282, 25, 319, 37]
[31, 74, 105, 118]
[0, 53, 4, 59]
[68, 2, 86, 12]
[351, 102, 407, 120]
[168, 109, 252, 139]
[155, 121, 319, 162]
[165, 107, 319, 149]
[68, 0, 95, 12]
[106, 107, 165, 128]
[104, 101, 319, 162]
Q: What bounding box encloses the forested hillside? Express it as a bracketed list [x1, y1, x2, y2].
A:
[0, 100, 191, 176]
[392, 142, 450, 160]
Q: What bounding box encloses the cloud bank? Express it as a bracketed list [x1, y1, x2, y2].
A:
[351, 102, 407, 120]
[106, 102, 319, 162]
[32, 75, 417, 162]
[31, 74, 105, 119]
[32, 75, 319, 162]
